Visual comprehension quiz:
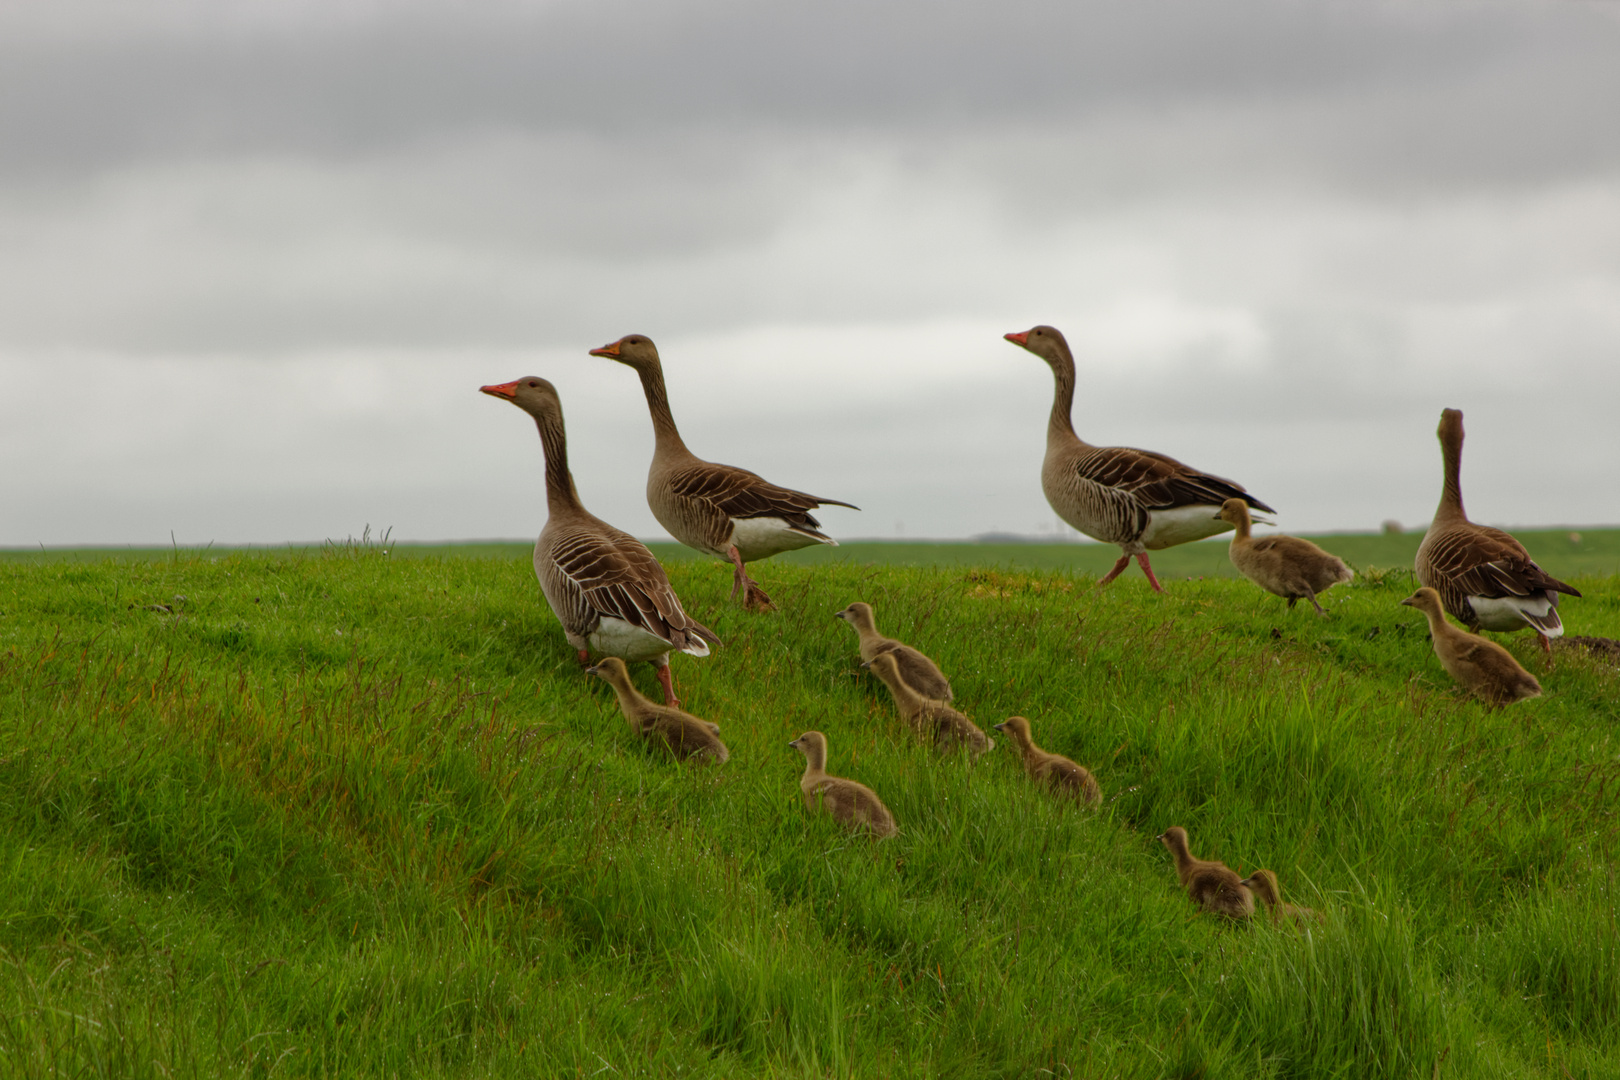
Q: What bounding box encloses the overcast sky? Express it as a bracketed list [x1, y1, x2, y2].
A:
[3, 0, 1618, 548]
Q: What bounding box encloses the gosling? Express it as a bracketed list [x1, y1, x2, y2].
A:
[1239, 869, 1321, 926]
[1157, 826, 1253, 920]
[1400, 587, 1542, 706]
[863, 651, 993, 758]
[834, 601, 953, 700]
[1217, 498, 1353, 616]
[991, 716, 1101, 806]
[788, 730, 898, 838]
[587, 657, 730, 762]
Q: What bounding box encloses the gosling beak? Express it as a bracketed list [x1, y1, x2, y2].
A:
[992, 722, 1007, 733]
[859, 660, 870, 670]
[584, 664, 600, 675]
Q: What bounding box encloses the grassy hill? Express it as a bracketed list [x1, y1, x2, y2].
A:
[1, 545, 1617, 1077]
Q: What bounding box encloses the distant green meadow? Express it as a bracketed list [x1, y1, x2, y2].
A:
[0, 534, 1617, 1077]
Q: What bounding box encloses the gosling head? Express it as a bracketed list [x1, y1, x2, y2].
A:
[584, 656, 631, 683]
[991, 716, 1032, 741]
[788, 730, 827, 758]
[1238, 869, 1281, 906]
[1156, 826, 1189, 853]
[589, 334, 662, 372]
[1215, 497, 1251, 526]
[1400, 587, 1444, 617]
[834, 602, 875, 629]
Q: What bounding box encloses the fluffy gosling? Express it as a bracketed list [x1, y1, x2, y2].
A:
[991, 716, 1101, 806]
[587, 657, 730, 762]
[1157, 826, 1253, 920]
[834, 601, 953, 701]
[1239, 869, 1321, 926]
[1217, 498, 1353, 616]
[788, 731, 897, 838]
[1400, 587, 1542, 706]
[863, 651, 993, 758]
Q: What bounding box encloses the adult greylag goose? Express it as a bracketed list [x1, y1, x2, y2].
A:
[1239, 869, 1321, 926]
[991, 715, 1101, 806]
[1157, 826, 1253, 920]
[834, 601, 953, 701]
[788, 731, 898, 838]
[590, 334, 858, 612]
[1414, 408, 1579, 651]
[1216, 498, 1353, 616]
[863, 652, 994, 758]
[1401, 587, 1543, 707]
[587, 657, 729, 763]
[480, 376, 719, 707]
[1004, 325, 1274, 592]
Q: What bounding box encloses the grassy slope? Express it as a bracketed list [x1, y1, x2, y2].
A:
[0, 545, 1617, 1078]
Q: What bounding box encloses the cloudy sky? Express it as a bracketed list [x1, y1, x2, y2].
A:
[3, 0, 1618, 548]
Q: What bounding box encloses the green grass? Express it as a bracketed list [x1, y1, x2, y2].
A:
[1, 542, 1617, 1077]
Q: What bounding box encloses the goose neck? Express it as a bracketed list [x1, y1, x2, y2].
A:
[534, 409, 586, 516]
[1045, 351, 1083, 448]
[635, 361, 692, 458]
[1436, 430, 1466, 521]
[1229, 511, 1252, 542]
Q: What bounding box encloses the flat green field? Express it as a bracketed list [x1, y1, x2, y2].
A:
[1, 542, 1617, 1077]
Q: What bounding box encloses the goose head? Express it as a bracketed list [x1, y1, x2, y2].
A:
[1215, 497, 1251, 526]
[589, 334, 662, 372]
[834, 602, 875, 629]
[584, 656, 631, 683]
[1400, 587, 1444, 618]
[1003, 324, 1072, 370]
[480, 375, 561, 418]
[1238, 869, 1281, 906]
[991, 715, 1032, 741]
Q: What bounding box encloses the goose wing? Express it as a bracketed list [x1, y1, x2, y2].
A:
[1076, 446, 1274, 514]
[666, 460, 858, 534]
[547, 524, 720, 652]
[1422, 526, 1580, 601]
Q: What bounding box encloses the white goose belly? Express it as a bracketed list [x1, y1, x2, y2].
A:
[1140, 504, 1234, 551]
[1469, 594, 1561, 636]
[589, 616, 708, 661]
[727, 516, 832, 563]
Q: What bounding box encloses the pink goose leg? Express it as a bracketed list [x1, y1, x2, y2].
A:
[654, 663, 680, 708]
[1098, 553, 1132, 585]
[1135, 552, 1165, 593]
[727, 544, 776, 612]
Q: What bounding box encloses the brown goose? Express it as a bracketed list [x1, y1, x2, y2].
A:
[991, 715, 1101, 805]
[587, 656, 729, 763]
[834, 601, 953, 701]
[590, 334, 858, 612]
[788, 731, 898, 838]
[863, 652, 993, 758]
[481, 377, 718, 707]
[1157, 826, 1253, 920]
[1217, 498, 1353, 616]
[1414, 408, 1579, 652]
[1239, 869, 1320, 926]
[1005, 326, 1274, 592]
[1401, 587, 1543, 706]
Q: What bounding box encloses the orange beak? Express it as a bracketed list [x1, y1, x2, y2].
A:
[1003, 331, 1030, 346]
[588, 340, 621, 358]
[479, 381, 519, 399]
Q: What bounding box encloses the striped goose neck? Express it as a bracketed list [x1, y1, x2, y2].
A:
[533, 408, 586, 517]
[634, 360, 693, 458]
[1044, 346, 1086, 450]
[1436, 426, 1467, 522]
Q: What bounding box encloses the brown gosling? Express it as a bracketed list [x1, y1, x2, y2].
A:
[834, 601, 953, 701]
[991, 716, 1101, 806]
[788, 731, 897, 838]
[1400, 587, 1542, 707]
[1239, 869, 1321, 927]
[1216, 498, 1353, 616]
[586, 657, 730, 762]
[862, 651, 994, 758]
[1157, 826, 1254, 920]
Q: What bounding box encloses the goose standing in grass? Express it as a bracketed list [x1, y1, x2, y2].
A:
[834, 601, 953, 701]
[1239, 869, 1320, 926]
[480, 377, 718, 707]
[590, 334, 858, 612]
[1216, 498, 1353, 616]
[1401, 587, 1543, 706]
[1004, 325, 1274, 592]
[991, 716, 1100, 806]
[1157, 826, 1254, 920]
[587, 657, 729, 763]
[788, 731, 897, 838]
[1415, 408, 1579, 653]
[863, 652, 994, 758]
